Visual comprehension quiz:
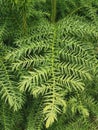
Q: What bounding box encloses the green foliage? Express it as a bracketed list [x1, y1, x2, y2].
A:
[0, 101, 23, 130]
[0, 0, 98, 130]
[0, 33, 24, 111]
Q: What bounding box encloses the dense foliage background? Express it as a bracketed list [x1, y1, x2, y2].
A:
[0, 0, 98, 130]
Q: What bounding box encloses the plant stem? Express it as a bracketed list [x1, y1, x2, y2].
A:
[51, 0, 57, 103]
[51, 0, 56, 23]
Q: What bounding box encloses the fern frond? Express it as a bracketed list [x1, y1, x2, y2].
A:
[43, 88, 66, 128]
[57, 62, 92, 80]
[57, 76, 85, 91]
[0, 61, 24, 111]
[6, 11, 98, 128]
[6, 40, 50, 61]
[12, 55, 49, 70]
[19, 66, 51, 92]
[58, 16, 98, 42]
[27, 100, 44, 130]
